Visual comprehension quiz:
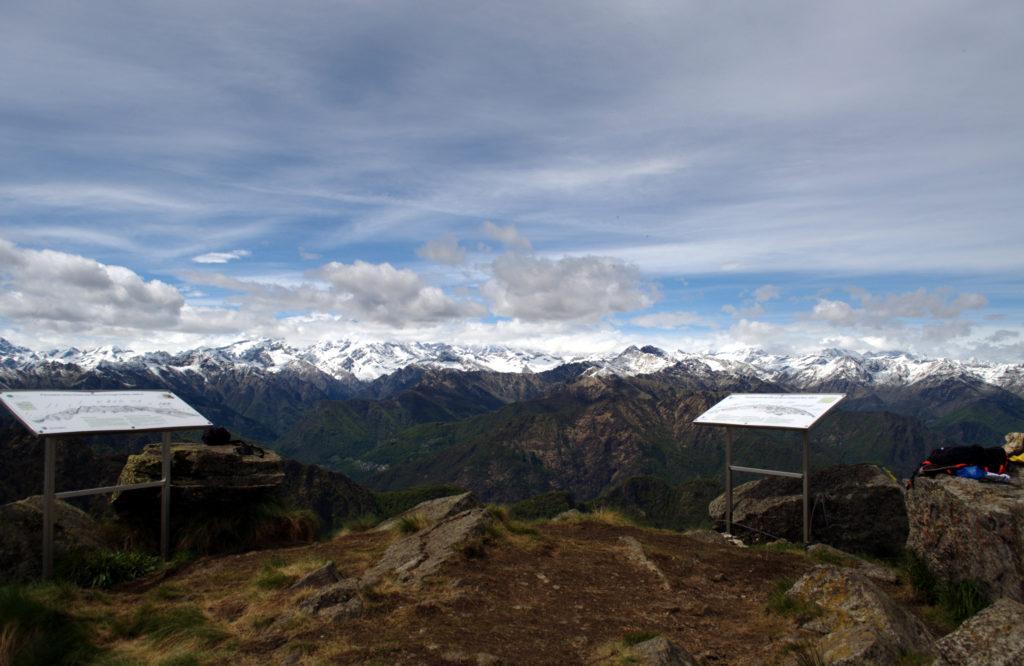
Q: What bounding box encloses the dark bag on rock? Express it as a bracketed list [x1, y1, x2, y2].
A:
[910, 445, 1007, 486]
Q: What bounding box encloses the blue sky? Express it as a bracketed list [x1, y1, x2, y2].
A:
[1, 1, 1022, 360]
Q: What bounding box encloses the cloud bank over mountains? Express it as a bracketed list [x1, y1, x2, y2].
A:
[0, 2, 1021, 360]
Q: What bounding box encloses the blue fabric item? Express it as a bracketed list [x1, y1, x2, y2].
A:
[955, 466, 986, 479]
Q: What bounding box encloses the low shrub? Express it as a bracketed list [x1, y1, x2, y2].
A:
[56, 548, 161, 589]
[766, 578, 822, 623]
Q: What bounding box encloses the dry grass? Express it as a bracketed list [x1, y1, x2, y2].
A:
[0, 625, 18, 666]
[561, 507, 638, 527]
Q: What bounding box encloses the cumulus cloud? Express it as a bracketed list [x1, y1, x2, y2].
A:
[482, 254, 656, 321]
[0, 238, 185, 330]
[811, 288, 988, 328]
[631, 311, 704, 329]
[482, 222, 532, 252]
[192, 250, 251, 264]
[416, 234, 466, 265]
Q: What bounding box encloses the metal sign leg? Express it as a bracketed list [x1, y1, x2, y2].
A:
[802, 430, 810, 544]
[42, 436, 55, 579]
[161, 431, 171, 560]
[725, 427, 733, 535]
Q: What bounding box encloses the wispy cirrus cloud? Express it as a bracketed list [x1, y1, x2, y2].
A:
[192, 250, 251, 264]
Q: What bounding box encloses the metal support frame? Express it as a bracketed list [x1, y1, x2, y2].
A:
[722, 427, 813, 544]
[40, 432, 176, 579]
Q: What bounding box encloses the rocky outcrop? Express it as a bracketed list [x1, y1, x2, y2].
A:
[934, 598, 1024, 665]
[375, 492, 478, 531]
[708, 463, 907, 556]
[906, 466, 1024, 602]
[363, 506, 491, 586]
[806, 543, 899, 584]
[0, 496, 105, 581]
[290, 561, 342, 590]
[592, 636, 698, 665]
[112, 442, 284, 513]
[279, 459, 378, 532]
[787, 566, 935, 665]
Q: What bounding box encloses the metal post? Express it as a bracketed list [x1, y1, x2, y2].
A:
[42, 436, 56, 579]
[161, 431, 171, 560]
[802, 430, 810, 544]
[725, 426, 733, 535]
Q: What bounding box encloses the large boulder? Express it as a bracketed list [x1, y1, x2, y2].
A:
[0, 496, 105, 581]
[708, 463, 907, 556]
[934, 598, 1024, 665]
[906, 465, 1024, 602]
[788, 565, 935, 665]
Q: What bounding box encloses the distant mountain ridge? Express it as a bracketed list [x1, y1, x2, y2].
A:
[2, 336, 1021, 395]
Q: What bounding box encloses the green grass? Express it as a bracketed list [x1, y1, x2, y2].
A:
[396, 514, 427, 534]
[507, 491, 576, 521]
[339, 513, 381, 532]
[111, 603, 229, 648]
[766, 578, 822, 623]
[902, 552, 990, 627]
[622, 631, 660, 646]
[0, 583, 99, 665]
[254, 563, 296, 590]
[175, 499, 319, 555]
[56, 548, 161, 589]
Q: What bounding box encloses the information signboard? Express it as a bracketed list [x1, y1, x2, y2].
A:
[0, 390, 211, 436]
[693, 393, 844, 430]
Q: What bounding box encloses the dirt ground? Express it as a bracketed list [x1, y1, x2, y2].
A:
[72, 519, 846, 665]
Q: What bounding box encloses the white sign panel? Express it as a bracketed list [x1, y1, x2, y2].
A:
[0, 390, 211, 436]
[693, 393, 844, 430]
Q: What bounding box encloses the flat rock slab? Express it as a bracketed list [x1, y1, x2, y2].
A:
[289, 561, 341, 590]
[375, 492, 478, 531]
[364, 507, 488, 586]
[934, 598, 1024, 665]
[709, 463, 908, 557]
[907, 467, 1024, 602]
[789, 565, 934, 665]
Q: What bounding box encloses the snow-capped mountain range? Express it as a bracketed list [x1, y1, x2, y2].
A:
[1, 337, 1021, 395]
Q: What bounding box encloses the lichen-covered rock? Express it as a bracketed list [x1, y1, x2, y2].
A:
[709, 463, 907, 556]
[363, 508, 490, 586]
[788, 565, 935, 665]
[375, 492, 478, 531]
[806, 543, 900, 584]
[934, 598, 1024, 665]
[906, 466, 1024, 602]
[113, 442, 284, 512]
[0, 496, 106, 581]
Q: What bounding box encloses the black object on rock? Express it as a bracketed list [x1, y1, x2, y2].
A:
[202, 426, 233, 445]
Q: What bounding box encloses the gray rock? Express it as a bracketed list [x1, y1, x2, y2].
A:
[298, 578, 360, 614]
[324, 596, 364, 622]
[907, 466, 1024, 602]
[628, 637, 699, 666]
[709, 463, 908, 557]
[788, 565, 934, 665]
[0, 496, 106, 581]
[375, 492, 478, 531]
[619, 536, 670, 591]
[806, 543, 900, 584]
[934, 598, 1024, 665]
[289, 561, 341, 590]
[364, 508, 489, 586]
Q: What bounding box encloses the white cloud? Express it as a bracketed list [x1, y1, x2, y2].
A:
[0, 238, 185, 330]
[482, 221, 532, 252]
[416, 234, 466, 265]
[810, 288, 988, 328]
[482, 254, 656, 321]
[754, 284, 780, 302]
[192, 250, 251, 264]
[631, 311, 704, 329]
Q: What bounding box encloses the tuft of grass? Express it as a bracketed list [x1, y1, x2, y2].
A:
[622, 631, 659, 646]
[459, 536, 489, 559]
[781, 641, 828, 666]
[153, 583, 186, 601]
[808, 549, 858, 568]
[396, 513, 428, 534]
[766, 578, 822, 623]
[902, 552, 990, 626]
[0, 584, 99, 665]
[254, 563, 296, 590]
[175, 500, 319, 555]
[340, 514, 380, 532]
[56, 548, 161, 589]
[111, 604, 229, 648]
